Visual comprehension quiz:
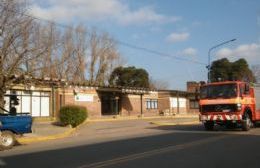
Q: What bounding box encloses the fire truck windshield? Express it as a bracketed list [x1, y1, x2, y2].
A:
[200, 84, 237, 99]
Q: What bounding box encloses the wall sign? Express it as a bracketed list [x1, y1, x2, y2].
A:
[75, 94, 94, 102]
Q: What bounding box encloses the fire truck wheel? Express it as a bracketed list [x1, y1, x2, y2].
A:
[241, 113, 252, 131]
[204, 121, 214, 131]
[0, 131, 15, 150]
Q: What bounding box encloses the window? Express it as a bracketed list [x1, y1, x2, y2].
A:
[170, 98, 178, 108]
[146, 99, 158, 109]
[170, 97, 187, 108]
[4, 90, 50, 117]
[240, 83, 250, 96]
[190, 100, 199, 109]
[200, 84, 237, 99]
[179, 98, 187, 108]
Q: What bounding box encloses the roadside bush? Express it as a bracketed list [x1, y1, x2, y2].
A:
[59, 105, 87, 128]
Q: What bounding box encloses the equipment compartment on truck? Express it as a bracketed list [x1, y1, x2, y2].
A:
[254, 85, 260, 111]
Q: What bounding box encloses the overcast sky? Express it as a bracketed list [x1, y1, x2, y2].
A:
[30, 0, 260, 90]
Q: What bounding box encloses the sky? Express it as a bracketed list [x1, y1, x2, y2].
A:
[29, 0, 260, 90]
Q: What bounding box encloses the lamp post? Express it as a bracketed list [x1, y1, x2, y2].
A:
[207, 38, 236, 83]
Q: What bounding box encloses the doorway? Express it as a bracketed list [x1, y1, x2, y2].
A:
[99, 92, 121, 115]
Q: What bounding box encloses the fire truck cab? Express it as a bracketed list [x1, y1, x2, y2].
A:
[199, 81, 260, 131]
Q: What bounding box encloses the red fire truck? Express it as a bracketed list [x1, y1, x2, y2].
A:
[199, 81, 260, 131]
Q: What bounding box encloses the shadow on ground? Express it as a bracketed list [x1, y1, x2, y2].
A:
[148, 123, 257, 133]
[1, 129, 234, 168]
[2, 123, 260, 168]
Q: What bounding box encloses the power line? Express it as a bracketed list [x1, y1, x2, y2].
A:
[0, 4, 207, 66]
[116, 41, 206, 65]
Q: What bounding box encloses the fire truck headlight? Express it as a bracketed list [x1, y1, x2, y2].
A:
[237, 103, 242, 111]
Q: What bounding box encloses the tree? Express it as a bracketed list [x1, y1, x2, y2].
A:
[37, 23, 61, 79]
[109, 66, 149, 88]
[231, 59, 255, 82]
[149, 78, 169, 90]
[88, 30, 121, 86]
[0, 0, 48, 108]
[56, 25, 87, 82]
[210, 58, 231, 82]
[210, 58, 255, 82]
[0, 0, 123, 110]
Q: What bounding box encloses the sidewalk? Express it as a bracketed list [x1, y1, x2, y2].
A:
[16, 121, 76, 144]
[16, 114, 200, 144]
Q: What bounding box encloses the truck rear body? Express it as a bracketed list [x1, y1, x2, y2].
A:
[0, 114, 32, 134]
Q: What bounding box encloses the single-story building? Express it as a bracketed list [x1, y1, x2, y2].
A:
[3, 79, 199, 119]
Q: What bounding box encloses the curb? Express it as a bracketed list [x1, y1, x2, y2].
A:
[150, 121, 200, 126]
[17, 128, 76, 144]
[88, 115, 199, 122]
[16, 117, 200, 144]
[87, 116, 173, 122]
[17, 120, 89, 144]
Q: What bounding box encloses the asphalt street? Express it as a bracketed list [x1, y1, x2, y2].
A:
[1, 120, 260, 168]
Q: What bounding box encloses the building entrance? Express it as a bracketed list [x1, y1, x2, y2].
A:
[99, 92, 121, 115]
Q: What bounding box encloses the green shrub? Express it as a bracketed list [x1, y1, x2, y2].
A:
[59, 105, 87, 128]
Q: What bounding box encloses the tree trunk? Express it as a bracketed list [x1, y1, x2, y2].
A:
[0, 53, 5, 111]
[0, 76, 6, 112]
[0, 89, 5, 111]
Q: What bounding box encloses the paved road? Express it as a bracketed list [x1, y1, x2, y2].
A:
[1, 120, 260, 168]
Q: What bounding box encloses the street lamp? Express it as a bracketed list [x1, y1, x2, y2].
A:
[207, 38, 236, 83]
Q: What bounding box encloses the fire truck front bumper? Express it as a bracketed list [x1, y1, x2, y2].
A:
[199, 114, 242, 122]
